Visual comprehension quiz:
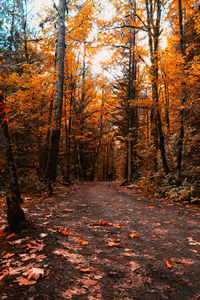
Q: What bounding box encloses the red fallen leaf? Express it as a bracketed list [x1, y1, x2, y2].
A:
[111, 198, 117, 201]
[0, 230, 6, 237]
[108, 241, 124, 248]
[164, 259, 172, 268]
[128, 232, 140, 238]
[78, 236, 88, 246]
[80, 268, 92, 273]
[90, 221, 112, 226]
[151, 234, 156, 239]
[59, 228, 69, 236]
[6, 233, 15, 239]
[16, 276, 36, 286]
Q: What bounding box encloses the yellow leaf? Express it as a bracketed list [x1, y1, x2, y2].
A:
[128, 232, 140, 238]
[164, 259, 172, 268]
[78, 236, 88, 246]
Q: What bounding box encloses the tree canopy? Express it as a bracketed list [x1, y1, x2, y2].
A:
[0, 0, 200, 204]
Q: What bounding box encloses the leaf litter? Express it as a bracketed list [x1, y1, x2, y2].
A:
[1, 182, 200, 299]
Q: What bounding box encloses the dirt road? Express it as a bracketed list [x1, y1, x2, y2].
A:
[1, 181, 200, 299]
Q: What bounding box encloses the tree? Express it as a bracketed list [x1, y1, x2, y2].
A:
[0, 92, 26, 232]
[176, 0, 186, 182]
[46, 0, 67, 194]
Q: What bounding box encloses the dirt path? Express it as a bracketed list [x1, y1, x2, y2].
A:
[1, 181, 200, 299]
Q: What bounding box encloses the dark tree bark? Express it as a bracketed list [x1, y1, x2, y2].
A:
[176, 0, 186, 182]
[65, 78, 74, 181]
[145, 0, 170, 174]
[0, 94, 26, 232]
[46, 0, 67, 194]
[126, 0, 138, 182]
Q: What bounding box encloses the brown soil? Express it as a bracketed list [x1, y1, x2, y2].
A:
[1, 181, 200, 299]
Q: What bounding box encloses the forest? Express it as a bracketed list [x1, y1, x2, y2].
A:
[1, 0, 200, 297]
[0, 0, 200, 211]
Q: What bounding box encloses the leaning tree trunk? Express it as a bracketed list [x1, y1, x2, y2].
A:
[46, 0, 67, 194]
[0, 94, 26, 232]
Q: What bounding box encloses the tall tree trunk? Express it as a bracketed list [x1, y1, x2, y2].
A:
[127, 0, 137, 182]
[46, 0, 67, 194]
[77, 47, 86, 179]
[90, 88, 104, 180]
[145, 0, 169, 174]
[22, 0, 29, 61]
[176, 0, 186, 182]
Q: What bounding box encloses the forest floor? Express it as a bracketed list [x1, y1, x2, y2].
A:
[1, 181, 200, 299]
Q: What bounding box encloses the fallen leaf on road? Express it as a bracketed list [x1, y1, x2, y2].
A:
[23, 267, 45, 281]
[48, 228, 57, 233]
[80, 268, 92, 273]
[107, 238, 124, 248]
[25, 241, 45, 253]
[16, 276, 36, 286]
[152, 222, 161, 226]
[53, 249, 68, 258]
[77, 277, 97, 288]
[11, 237, 29, 244]
[6, 233, 15, 239]
[128, 232, 140, 238]
[108, 241, 124, 247]
[62, 287, 86, 298]
[59, 228, 69, 236]
[19, 253, 36, 261]
[190, 249, 198, 253]
[94, 275, 103, 280]
[40, 233, 48, 238]
[176, 258, 194, 265]
[78, 236, 88, 246]
[35, 254, 47, 262]
[3, 253, 15, 259]
[164, 259, 172, 268]
[187, 237, 200, 246]
[129, 261, 140, 272]
[90, 221, 112, 226]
